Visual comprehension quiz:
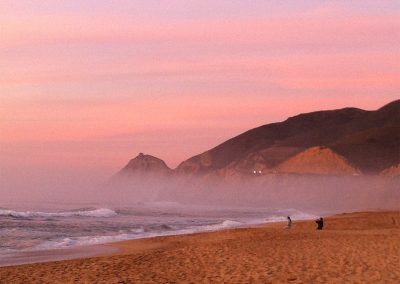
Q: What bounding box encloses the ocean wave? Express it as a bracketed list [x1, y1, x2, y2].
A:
[35, 234, 135, 249]
[0, 208, 117, 218]
[200, 220, 244, 231]
[275, 209, 318, 221]
[32, 220, 246, 250]
[33, 221, 244, 250]
[55, 215, 313, 248]
[0, 207, 318, 253]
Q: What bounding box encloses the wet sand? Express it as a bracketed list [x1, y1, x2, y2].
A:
[0, 211, 399, 283]
[0, 245, 118, 267]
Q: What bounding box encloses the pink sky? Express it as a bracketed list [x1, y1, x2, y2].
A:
[0, 1, 399, 187]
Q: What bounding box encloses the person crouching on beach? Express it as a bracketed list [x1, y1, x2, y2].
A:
[287, 216, 292, 229]
[315, 217, 324, 230]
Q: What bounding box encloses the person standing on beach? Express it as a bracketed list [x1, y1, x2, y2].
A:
[315, 217, 324, 230]
[287, 216, 292, 229]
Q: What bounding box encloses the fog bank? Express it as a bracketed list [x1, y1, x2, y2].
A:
[99, 175, 399, 215]
[1, 169, 399, 215]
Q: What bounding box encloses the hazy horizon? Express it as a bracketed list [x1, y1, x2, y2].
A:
[1, 1, 399, 199]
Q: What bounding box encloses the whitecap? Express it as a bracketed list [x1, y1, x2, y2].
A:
[0, 208, 117, 218]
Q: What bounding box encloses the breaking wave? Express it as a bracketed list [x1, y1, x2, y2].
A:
[34, 220, 247, 250]
[0, 208, 117, 218]
[0, 205, 317, 254]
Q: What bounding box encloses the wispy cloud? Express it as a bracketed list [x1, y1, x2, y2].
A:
[1, 1, 399, 173]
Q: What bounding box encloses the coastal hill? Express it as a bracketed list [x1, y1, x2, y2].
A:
[115, 153, 171, 177]
[116, 100, 399, 177]
[275, 147, 360, 175]
[176, 100, 399, 176]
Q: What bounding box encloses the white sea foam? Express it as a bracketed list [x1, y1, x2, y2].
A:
[201, 220, 244, 231]
[34, 212, 317, 250]
[0, 203, 317, 254]
[33, 222, 240, 250]
[0, 208, 117, 218]
[32, 219, 248, 250]
[35, 234, 136, 249]
[276, 209, 318, 221]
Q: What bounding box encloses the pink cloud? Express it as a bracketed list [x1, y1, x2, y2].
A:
[1, 7, 399, 49]
[1, 2, 399, 174]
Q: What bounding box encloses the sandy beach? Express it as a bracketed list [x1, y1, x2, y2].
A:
[0, 211, 399, 283]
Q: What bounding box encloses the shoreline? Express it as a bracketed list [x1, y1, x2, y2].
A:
[1, 210, 399, 283]
[0, 216, 289, 268]
[0, 210, 393, 266]
[0, 245, 119, 268]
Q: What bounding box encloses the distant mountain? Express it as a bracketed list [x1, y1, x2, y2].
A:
[115, 100, 399, 178]
[115, 153, 171, 177]
[176, 100, 399, 176]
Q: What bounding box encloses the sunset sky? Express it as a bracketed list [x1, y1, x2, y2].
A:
[1, 1, 399, 189]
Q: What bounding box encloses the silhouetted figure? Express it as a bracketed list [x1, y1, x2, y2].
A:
[315, 217, 324, 230]
[287, 216, 292, 229]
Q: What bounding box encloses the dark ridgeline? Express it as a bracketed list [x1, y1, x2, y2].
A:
[116, 100, 400, 178]
[176, 100, 400, 176]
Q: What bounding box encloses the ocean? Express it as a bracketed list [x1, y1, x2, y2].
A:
[0, 201, 316, 264]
